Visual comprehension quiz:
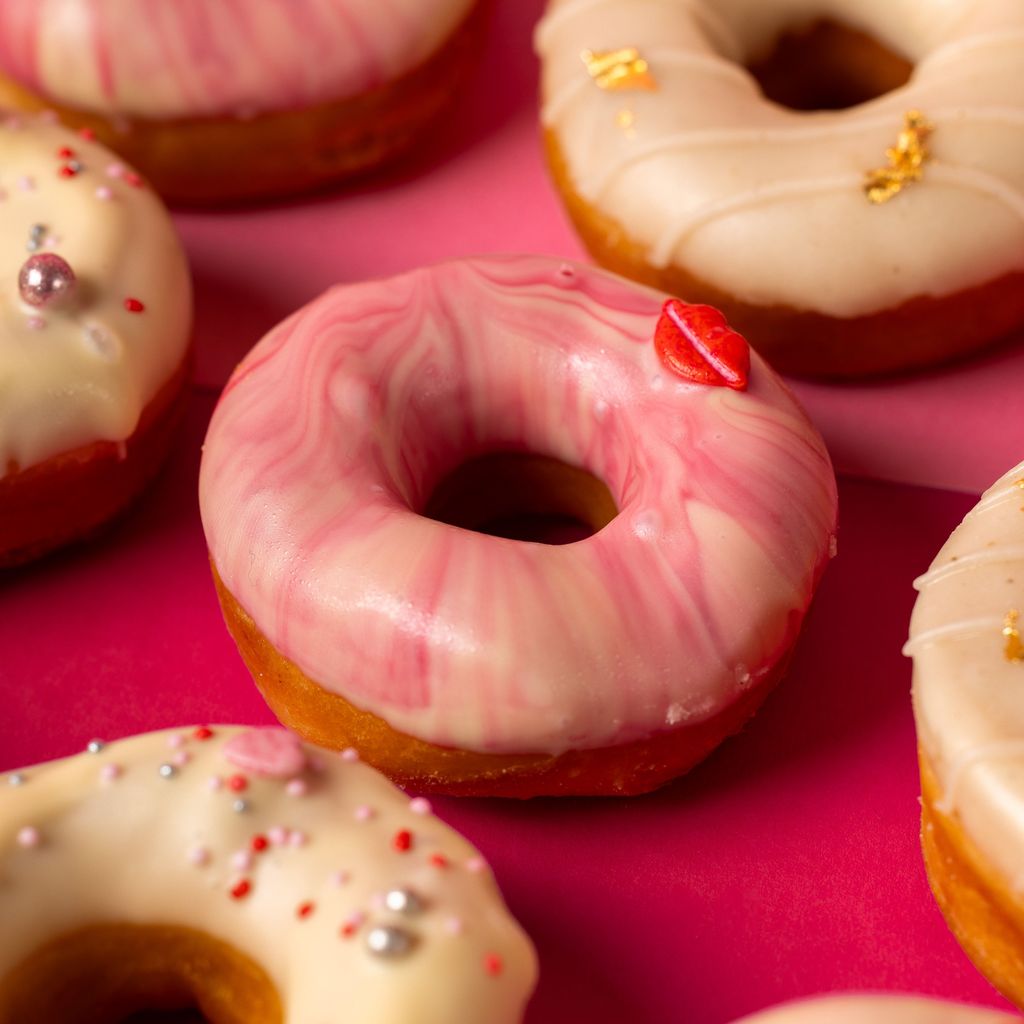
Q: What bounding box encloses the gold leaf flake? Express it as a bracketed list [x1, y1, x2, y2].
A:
[864, 110, 932, 204]
[581, 48, 657, 91]
[1004, 609, 1024, 662]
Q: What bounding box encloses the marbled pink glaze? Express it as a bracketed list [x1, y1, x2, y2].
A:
[199, 256, 838, 756]
[0, 0, 476, 119]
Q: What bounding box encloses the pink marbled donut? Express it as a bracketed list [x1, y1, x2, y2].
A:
[199, 256, 837, 793]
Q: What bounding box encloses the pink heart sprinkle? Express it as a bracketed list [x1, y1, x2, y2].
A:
[223, 728, 307, 779]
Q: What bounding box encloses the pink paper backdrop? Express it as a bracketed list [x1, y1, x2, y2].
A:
[2, 1, 1023, 1021]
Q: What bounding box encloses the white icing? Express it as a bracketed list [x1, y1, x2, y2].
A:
[536, 0, 1024, 318]
[909, 459, 1024, 892]
[0, 117, 192, 474]
[733, 994, 1016, 1024]
[0, 727, 537, 1022]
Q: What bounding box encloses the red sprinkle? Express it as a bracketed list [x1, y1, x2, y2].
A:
[229, 879, 251, 900]
[296, 901, 315, 919]
[428, 853, 449, 869]
[78, 128, 96, 142]
[57, 146, 75, 159]
[58, 164, 79, 178]
[251, 834, 269, 853]
[123, 297, 145, 314]
[227, 774, 248, 792]
[123, 170, 144, 188]
[194, 726, 215, 741]
[340, 920, 359, 938]
[392, 829, 413, 853]
[653, 299, 750, 391]
[483, 953, 504, 977]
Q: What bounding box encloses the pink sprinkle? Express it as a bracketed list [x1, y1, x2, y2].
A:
[95, 185, 113, 201]
[38, 109, 58, 124]
[444, 916, 464, 936]
[340, 748, 359, 763]
[206, 775, 224, 791]
[44, 235, 60, 247]
[0, 188, 7, 201]
[285, 778, 308, 798]
[17, 826, 40, 849]
[354, 805, 375, 822]
[408, 797, 432, 816]
[100, 763, 123, 784]
[172, 751, 191, 768]
[308, 756, 327, 774]
[18, 176, 34, 191]
[288, 830, 308, 848]
[329, 870, 350, 887]
[167, 733, 185, 749]
[268, 826, 289, 846]
[465, 856, 487, 873]
[106, 162, 125, 179]
[231, 850, 253, 871]
[4, 115, 22, 130]
[371, 891, 385, 909]
[27, 316, 46, 330]
[188, 845, 211, 867]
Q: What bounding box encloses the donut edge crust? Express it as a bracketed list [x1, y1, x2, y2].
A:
[0, 924, 282, 1024]
[212, 566, 797, 798]
[544, 131, 1024, 380]
[0, 354, 192, 569]
[920, 750, 1024, 1008]
[0, 2, 488, 205]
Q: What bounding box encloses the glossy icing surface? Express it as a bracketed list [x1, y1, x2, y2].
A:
[200, 256, 837, 756]
[0, 0, 477, 120]
[0, 115, 191, 475]
[908, 460, 1024, 891]
[733, 995, 1016, 1024]
[536, 0, 1024, 318]
[0, 726, 537, 1023]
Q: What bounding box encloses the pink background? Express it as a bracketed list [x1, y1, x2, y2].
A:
[2, 1, 1023, 1020]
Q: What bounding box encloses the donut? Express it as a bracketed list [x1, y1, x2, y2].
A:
[0, 0, 485, 203]
[0, 115, 192, 569]
[907, 459, 1024, 1007]
[535, 0, 1024, 378]
[0, 725, 537, 1022]
[199, 255, 838, 798]
[733, 995, 1015, 1024]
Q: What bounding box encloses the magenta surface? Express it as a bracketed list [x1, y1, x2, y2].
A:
[1, 0, 1022, 1020]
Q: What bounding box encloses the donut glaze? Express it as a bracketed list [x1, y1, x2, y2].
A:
[0, 116, 190, 476]
[733, 995, 1015, 1024]
[0, 0, 476, 120]
[0, 726, 537, 1022]
[536, 0, 1024, 375]
[907, 460, 1024, 1004]
[200, 256, 837, 772]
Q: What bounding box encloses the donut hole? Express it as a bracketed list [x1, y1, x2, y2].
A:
[746, 19, 913, 111]
[0, 925, 282, 1023]
[421, 451, 618, 544]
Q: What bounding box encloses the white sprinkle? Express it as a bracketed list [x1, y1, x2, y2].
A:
[158, 763, 177, 779]
[232, 798, 249, 813]
[188, 845, 211, 867]
[232, 850, 253, 871]
[354, 805, 375, 822]
[408, 797, 432, 816]
[285, 778, 308, 797]
[86, 739, 106, 754]
[340, 748, 359, 763]
[100, 763, 123, 784]
[7, 772, 26, 787]
[17, 826, 40, 849]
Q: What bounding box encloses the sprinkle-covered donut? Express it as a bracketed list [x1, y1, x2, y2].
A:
[536, 0, 1024, 377]
[0, 115, 192, 568]
[734, 995, 1015, 1024]
[199, 255, 837, 797]
[0, 726, 537, 1022]
[0, 0, 485, 202]
[907, 459, 1024, 1008]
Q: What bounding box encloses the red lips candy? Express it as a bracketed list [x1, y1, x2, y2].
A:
[654, 299, 750, 391]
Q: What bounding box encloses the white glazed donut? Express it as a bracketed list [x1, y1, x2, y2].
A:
[733, 995, 1015, 1024]
[0, 114, 192, 567]
[536, 0, 1024, 377]
[907, 459, 1024, 1008]
[0, 725, 537, 1022]
[199, 255, 838, 797]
